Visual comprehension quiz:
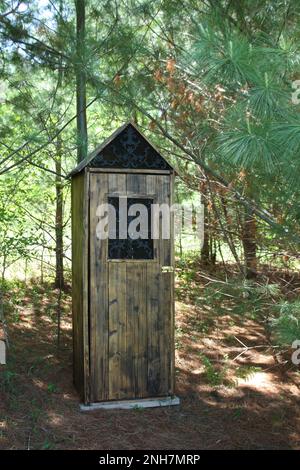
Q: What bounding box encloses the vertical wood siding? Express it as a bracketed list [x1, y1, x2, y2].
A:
[87, 172, 174, 401]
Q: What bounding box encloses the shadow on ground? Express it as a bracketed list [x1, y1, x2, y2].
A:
[0, 278, 299, 450]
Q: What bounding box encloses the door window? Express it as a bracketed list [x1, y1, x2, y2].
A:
[108, 196, 154, 260]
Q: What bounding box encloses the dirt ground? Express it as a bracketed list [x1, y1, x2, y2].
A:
[0, 269, 299, 450]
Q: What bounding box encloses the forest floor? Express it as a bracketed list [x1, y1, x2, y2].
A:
[0, 260, 300, 450]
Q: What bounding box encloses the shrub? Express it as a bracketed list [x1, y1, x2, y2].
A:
[270, 301, 300, 346]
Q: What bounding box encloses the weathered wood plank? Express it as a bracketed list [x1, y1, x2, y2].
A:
[108, 173, 126, 194]
[82, 170, 90, 404]
[89, 173, 109, 402]
[108, 173, 127, 400]
[108, 262, 127, 400]
[126, 173, 146, 194]
[169, 171, 175, 395]
[146, 261, 161, 395]
[125, 263, 148, 397]
[145, 174, 161, 395]
[125, 262, 138, 397]
[157, 175, 172, 395]
[71, 172, 85, 400]
[126, 173, 148, 398]
[135, 263, 148, 397]
[89, 168, 172, 175]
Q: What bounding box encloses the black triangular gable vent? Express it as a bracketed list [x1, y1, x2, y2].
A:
[90, 123, 172, 170]
[68, 122, 173, 177]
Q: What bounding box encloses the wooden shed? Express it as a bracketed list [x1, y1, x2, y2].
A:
[70, 121, 179, 409]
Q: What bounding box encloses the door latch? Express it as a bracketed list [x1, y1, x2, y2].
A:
[161, 266, 174, 273]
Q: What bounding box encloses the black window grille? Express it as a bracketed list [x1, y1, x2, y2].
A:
[108, 197, 154, 260]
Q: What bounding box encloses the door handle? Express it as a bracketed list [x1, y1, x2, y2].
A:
[161, 266, 174, 273]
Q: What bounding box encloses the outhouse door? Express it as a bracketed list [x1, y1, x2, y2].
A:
[89, 171, 174, 402]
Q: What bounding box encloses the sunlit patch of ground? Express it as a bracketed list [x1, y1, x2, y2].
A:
[0, 273, 299, 450]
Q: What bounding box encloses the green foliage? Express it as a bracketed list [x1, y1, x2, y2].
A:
[47, 383, 59, 394]
[235, 365, 262, 380]
[270, 301, 300, 346]
[199, 353, 229, 387]
[192, 317, 215, 334]
[0, 370, 17, 394]
[191, 27, 252, 85]
[176, 254, 300, 355]
[175, 325, 187, 350]
[41, 438, 55, 450]
[0, 0, 299, 319]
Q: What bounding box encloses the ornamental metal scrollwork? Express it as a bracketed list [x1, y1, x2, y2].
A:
[90, 124, 171, 170]
[108, 197, 154, 260]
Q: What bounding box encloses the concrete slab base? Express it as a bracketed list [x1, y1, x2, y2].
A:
[80, 396, 180, 411]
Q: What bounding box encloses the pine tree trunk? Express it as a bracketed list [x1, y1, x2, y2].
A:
[40, 244, 44, 284]
[75, 0, 87, 163]
[54, 143, 64, 289]
[200, 182, 210, 263]
[55, 6, 64, 290]
[242, 209, 257, 279]
[201, 229, 210, 263]
[1, 254, 6, 284]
